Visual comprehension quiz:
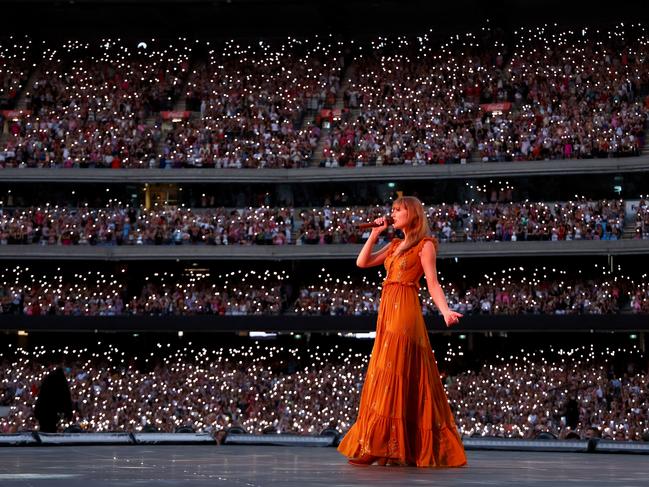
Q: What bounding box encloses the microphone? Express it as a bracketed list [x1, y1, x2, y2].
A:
[358, 216, 394, 230]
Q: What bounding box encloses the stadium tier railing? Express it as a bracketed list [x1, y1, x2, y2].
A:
[0, 313, 647, 332]
[1, 157, 648, 183]
[0, 239, 647, 260]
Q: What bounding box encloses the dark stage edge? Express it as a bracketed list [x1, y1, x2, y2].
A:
[1, 445, 648, 486]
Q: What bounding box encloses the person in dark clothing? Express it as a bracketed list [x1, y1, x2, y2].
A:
[564, 394, 580, 430]
[34, 367, 73, 433]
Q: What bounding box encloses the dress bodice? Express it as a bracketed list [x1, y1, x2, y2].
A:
[383, 237, 437, 288]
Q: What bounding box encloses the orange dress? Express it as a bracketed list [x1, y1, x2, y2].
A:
[337, 237, 467, 467]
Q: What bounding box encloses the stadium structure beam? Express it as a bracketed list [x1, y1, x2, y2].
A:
[0, 158, 647, 183]
[0, 240, 648, 260]
[1, 313, 648, 332]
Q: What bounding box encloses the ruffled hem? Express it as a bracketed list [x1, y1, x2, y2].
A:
[338, 328, 467, 467]
[337, 409, 467, 467]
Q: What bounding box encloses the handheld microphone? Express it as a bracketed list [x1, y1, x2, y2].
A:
[358, 216, 394, 230]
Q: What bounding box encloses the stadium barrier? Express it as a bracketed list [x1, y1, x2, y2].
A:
[0, 313, 647, 332]
[3, 433, 647, 454]
[0, 240, 647, 260]
[1, 157, 649, 183]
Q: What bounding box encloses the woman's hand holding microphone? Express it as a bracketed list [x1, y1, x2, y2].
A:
[371, 216, 389, 235]
[359, 216, 394, 236]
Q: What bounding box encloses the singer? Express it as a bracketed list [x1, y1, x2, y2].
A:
[337, 195, 467, 468]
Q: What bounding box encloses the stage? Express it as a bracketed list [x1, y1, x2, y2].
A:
[1, 445, 648, 486]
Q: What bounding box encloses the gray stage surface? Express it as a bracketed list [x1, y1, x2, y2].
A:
[1, 445, 648, 486]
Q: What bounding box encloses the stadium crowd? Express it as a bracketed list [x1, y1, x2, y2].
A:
[0, 342, 646, 442]
[0, 198, 625, 246]
[321, 34, 491, 167]
[296, 198, 624, 243]
[0, 205, 295, 246]
[445, 344, 648, 440]
[1, 39, 191, 168]
[158, 39, 343, 168]
[0, 267, 287, 316]
[293, 265, 632, 316]
[1, 24, 648, 168]
[477, 25, 648, 162]
[0, 36, 31, 108]
[0, 264, 644, 316]
[322, 24, 649, 167]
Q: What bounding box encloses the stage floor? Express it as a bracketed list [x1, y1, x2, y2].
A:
[1, 445, 648, 486]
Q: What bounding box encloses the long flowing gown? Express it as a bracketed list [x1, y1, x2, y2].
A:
[337, 237, 467, 467]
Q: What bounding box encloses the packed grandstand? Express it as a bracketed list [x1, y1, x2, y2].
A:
[0, 198, 634, 245]
[1, 339, 647, 442]
[1, 18, 648, 445]
[0, 262, 647, 316]
[1, 23, 649, 168]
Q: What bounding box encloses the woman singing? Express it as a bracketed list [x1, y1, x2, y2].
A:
[337, 195, 467, 467]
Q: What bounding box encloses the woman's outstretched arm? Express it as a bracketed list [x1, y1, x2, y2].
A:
[420, 240, 463, 327]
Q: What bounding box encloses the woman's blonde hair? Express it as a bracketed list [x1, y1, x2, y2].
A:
[392, 195, 437, 255]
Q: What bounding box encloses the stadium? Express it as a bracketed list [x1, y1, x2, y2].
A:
[1, 0, 649, 485]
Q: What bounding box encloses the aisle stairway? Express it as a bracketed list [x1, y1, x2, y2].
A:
[641, 126, 649, 156]
[148, 57, 199, 160]
[622, 223, 639, 240]
[622, 207, 639, 240]
[1, 65, 41, 145]
[309, 63, 357, 167]
[14, 66, 41, 111]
